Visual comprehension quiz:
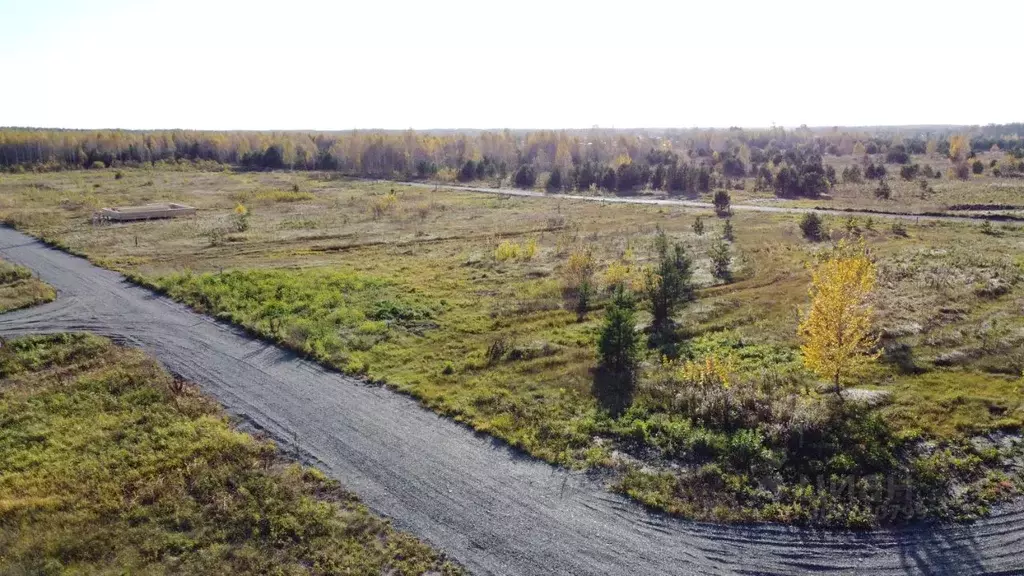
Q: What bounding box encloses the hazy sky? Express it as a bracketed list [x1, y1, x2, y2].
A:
[2, 0, 1020, 130]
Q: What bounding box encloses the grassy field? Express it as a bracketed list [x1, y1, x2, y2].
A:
[0, 259, 55, 313]
[1, 167, 1023, 526]
[0, 332, 462, 575]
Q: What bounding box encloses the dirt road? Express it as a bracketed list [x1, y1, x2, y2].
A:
[1, 225, 1022, 575]
[403, 181, 1018, 225]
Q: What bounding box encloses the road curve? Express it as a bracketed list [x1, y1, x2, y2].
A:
[1, 225, 1022, 576]
[402, 181, 1018, 225]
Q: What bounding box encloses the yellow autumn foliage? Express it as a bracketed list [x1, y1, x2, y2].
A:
[672, 354, 732, 389]
[798, 239, 879, 390]
[523, 238, 538, 260]
[563, 246, 595, 288]
[601, 248, 645, 291]
[494, 240, 522, 261]
[494, 238, 538, 262]
[949, 134, 971, 162]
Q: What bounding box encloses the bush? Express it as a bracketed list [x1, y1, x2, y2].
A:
[874, 178, 891, 200]
[692, 216, 705, 236]
[842, 165, 863, 183]
[864, 163, 887, 180]
[231, 204, 250, 232]
[899, 164, 920, 181]
[513, 165, 536, 188]
[799, 213, 826, 241]
[547, 167, 563, 192]
[494, 240, 521, 261]
[972, 160, 984, 175]
[713, 190, 731, 216]
[596, 288, 641, 410]
[885, 145, 910, 164]
[891, 221, 908, 237]
[709, 239, 732, 282]
[644, 230, 693, 348]
[114, 170, 124, 180]
[369, 192, 398, 219]
[89, 160, 106, 169]
[722, 219, 734, 241]
[563, 247, 596, 317]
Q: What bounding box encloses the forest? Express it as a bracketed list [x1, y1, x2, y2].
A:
[3, 125, 1024, 198]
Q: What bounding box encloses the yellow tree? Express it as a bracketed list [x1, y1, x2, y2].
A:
[798, 240, 879, 396]
[949, 134, 971, 163]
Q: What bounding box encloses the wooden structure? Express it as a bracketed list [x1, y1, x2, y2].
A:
[93, 203, 196, 224]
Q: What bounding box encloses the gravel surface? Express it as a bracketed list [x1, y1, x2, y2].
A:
[404, 181, 1023, 225]
[1, 225, 1022, 576]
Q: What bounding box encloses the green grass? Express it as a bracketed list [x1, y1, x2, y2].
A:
[0, 333, 462, 575]
[0, 259, 55, 313]
[2, 168, 1023, 527]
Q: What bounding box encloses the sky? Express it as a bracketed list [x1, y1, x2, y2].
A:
[1, 0, 1021, 130]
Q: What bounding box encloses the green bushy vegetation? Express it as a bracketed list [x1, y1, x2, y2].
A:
[0, 259, 55, 313]
[0, 333, 461, 575]
[152, 268, 440, 372]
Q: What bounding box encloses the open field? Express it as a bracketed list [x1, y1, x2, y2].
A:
[2, 167, 1023, 527]
[0, 331, 462, 575]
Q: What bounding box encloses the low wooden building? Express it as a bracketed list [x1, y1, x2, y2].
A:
[93, 203, 196, 223]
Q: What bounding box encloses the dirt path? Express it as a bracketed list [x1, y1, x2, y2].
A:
[1, 226, 1022, 575]
[402, 181, 1019, 225]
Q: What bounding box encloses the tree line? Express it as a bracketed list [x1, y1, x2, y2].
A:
[2, 126, 1023, 191]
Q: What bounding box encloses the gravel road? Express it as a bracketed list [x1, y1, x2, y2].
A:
[1, 225, 1022, 575]
[403, 181, 1020, 225]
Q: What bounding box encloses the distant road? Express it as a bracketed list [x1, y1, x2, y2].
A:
[2, 225, 1022, 575]
[402, 181, 1014, 224]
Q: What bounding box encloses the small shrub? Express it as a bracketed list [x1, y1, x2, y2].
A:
[799, 213, 826, 241]
[844, 217, 861, 236]
[891, 221, 908, 237]
[486, 335, 513, 365]
[494, 240, 522, 261]
[713, 190, 731, 216]
[865, 163, 886, 180]
[231, 204, 250, 232]
[89, 160, 106, 169]
[370, 192, 398, 219]
[722, 219, 734, 241]
[563, 247, 596, 317]
[874, 178, 891, 200]
[114, 171, 124, 180]
[899, 164, 920, 181]
[692, 216, 705, 236]
[709, 239, 732, 282]
[595, 287, 640, 411]
[972, 160, 984, 175]
[513, 165, 537, 188]
[523, 238, 538, 260]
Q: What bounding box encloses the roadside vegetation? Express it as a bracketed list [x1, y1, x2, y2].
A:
[0, 333, 462, 575]
[0, 259, 55, 313]
[1, 127, 1023, 528]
